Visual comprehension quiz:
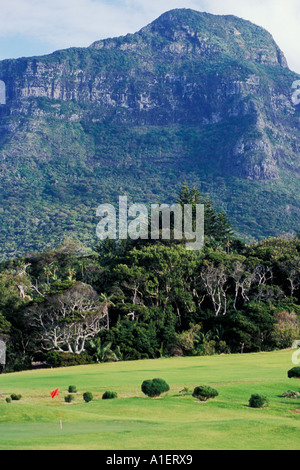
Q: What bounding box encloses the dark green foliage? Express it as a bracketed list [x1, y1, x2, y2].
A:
[68, 385, 77, 393]
[222, 302, 276, 353]
[45, 351, 93, 368]
[192, 385, 218, 401]
[64, 394, 74, 403]
[104, 318, 161, 361]
[83, 392, 93, 403]
[86, 338, 118, 363]
[248, 394, 269, 408]
[288, 367, 300, 379]
[0, 183, 299, 371]
[176, 183, 233, 244]
[141, 378, 170, 397]
[102, 391, 118, 399]
[10, 393, 22, 401]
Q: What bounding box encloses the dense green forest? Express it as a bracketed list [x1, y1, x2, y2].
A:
[0, 185, 299, 372]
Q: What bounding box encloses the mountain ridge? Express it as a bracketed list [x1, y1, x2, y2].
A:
[91, 8, 288, 69]
[0, 8, 299, 259]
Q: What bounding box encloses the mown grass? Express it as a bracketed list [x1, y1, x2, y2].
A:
[0, 350, 299, 450]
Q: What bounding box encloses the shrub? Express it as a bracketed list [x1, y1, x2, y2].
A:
[288, 367, 300, 378]
[179, 387, 190, 395]
[10, 393, 22, 401]
[5, 397, 11, 403]
[141, 378, 170, 397]
[45, 351, 93, 368]
[102, 391, 118, 399]
[68, 385, 77, 393]
[192, 385, 218, 401]
[64, 394, 75, 403]
[281, 390, 300, 399]
[83, 392, 93, 403]
[248, 394, 269, 408]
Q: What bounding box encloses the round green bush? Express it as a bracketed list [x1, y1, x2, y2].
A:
[68, 385, 77, 393]
[83, 392, 93, 403]
[10, 393, 22, 401]
[288, 367, 300, 379]
[64, 394, 75, 403]
[141, 378, 170, 397]
[192, 385, 218, 401]
[102, 391, 118, 399]
[5, 397, 11, 403]
[248, 394, 269, 408]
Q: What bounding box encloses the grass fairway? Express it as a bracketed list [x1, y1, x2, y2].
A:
[0, 349, 300, 450]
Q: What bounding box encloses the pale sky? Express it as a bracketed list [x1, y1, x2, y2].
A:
[0, 0, 299, 74]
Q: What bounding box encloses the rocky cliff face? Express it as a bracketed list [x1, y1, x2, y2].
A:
[0, 8, 299, 258]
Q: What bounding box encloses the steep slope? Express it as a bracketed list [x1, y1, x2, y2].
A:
[0, 8, 299, 258]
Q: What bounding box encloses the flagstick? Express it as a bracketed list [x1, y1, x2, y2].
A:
[58, 392, 63, 430]
[50, 388, 63, 430]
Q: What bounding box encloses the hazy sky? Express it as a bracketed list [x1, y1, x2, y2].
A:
[0, 0, 299, 74]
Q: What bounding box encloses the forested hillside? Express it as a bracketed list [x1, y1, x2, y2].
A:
[0, 9, 299, 259]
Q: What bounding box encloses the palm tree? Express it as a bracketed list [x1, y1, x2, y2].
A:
[67, 268, 76, 281]
[43, 265, 52, 288]
[88, 337, 118, 363]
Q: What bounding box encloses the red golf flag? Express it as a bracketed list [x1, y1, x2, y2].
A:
[50, 388, 59, 398]
[50, 388, 62, 429]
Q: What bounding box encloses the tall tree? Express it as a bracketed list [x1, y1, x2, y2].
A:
[26, 282, 108, 354]
[176, 183, 233, 244]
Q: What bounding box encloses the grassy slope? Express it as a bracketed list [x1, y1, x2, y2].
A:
[0, 350, 299, 450]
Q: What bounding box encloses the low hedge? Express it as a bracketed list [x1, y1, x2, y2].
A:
[192, 385, 218, 401]
[102, 391, 118, 399]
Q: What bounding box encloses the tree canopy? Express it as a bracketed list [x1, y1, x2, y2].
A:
[0, 185, 299, 371]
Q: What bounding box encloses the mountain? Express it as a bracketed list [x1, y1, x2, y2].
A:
[0, 8, 299, 259]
